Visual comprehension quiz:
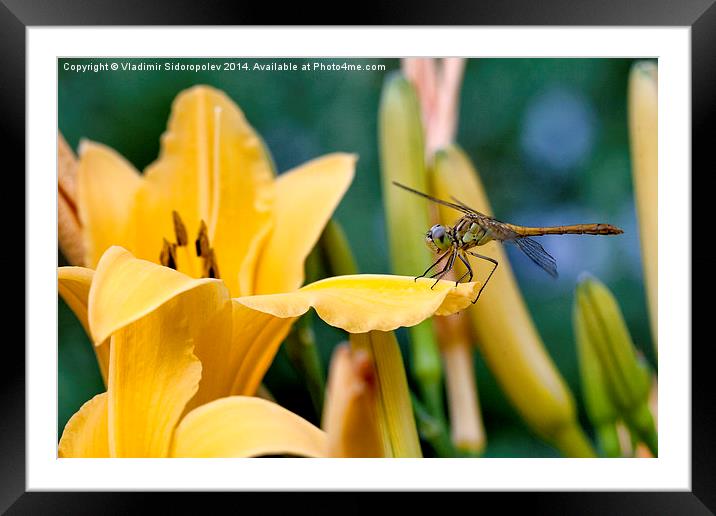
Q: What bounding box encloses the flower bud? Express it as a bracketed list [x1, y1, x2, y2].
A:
[379, 73, 443, 419]
[575, 274, 657, 455]
[628, 61, 658, 348]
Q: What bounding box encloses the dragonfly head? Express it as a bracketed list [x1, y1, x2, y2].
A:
[426, 224, 452, 253]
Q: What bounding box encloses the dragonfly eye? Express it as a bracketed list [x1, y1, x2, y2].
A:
[426, 224, 451, 252]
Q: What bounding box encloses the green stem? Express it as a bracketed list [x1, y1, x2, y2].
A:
[320, 219, 358, 276]
[411, 392, 455, 457]
[625, 402, 658, 456]
[284, 315, 325, 416]
[596, 423, 621, 458]
[551, 423, 597, 458]
[409, 320, 446, 425]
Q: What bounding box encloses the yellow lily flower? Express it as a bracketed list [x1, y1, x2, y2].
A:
[59, 247, 325, 458]
[73, 84, 355, 298]
[62, 84, 355, 401]
[59, 246, 480, 457]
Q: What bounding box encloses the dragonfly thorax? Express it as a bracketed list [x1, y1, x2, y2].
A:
[425, 224, 453, 252]
[454, 217, 491, 248]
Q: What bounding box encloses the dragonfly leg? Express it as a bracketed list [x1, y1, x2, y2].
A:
[415, 250, 451, 282]
[455, 252, 473, 285]
[431, 249, 457, 289]
[428, 250, 456, 279]
[466, 251, 499, 303]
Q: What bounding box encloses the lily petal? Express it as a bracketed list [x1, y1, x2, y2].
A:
[107, 277, 227, 457]
[253, 154, 356, 294]
[181, 300, 234, 411]
[87, 246, 274, 410]
[236, 275, 481, 333]
[58, 266, 109, 383]
[229, 301, 295, 396]
[58, 392, 109, 458]
[183, 293, 294, 410]
[171, 396, 327, 458]
[88, 246, 226, 345]
[134, 86, 274, 296]
[77, 141, 142, 267]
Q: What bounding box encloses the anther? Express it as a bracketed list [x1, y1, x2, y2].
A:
[172, 211, 188, 246]
[159, 239, 169, 266]
[160, 238, 178, 270]
[195, 220, 210, 258]
[203, 248, 220, 279]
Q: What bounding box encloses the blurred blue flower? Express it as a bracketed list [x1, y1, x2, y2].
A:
[521, 88, 596, 174]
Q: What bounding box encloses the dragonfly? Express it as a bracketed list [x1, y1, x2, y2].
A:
[393, 181, 624, 303]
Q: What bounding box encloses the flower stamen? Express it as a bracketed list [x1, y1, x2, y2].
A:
[159, 238, 177, 270]
[172, 210, 188, 247]
[203, 248, 220, 279]
[195, 220, 210, 258]
[169, 211, 200, 277]
[195, 219, 220, 279]
[159, 213, 219, 278]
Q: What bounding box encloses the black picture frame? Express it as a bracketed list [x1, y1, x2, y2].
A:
[5, 1, 705, 512]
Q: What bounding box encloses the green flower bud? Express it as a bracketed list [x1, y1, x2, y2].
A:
[575, 274, 657, 455]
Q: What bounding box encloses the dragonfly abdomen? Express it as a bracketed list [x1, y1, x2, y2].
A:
[510, 223, 624, 237]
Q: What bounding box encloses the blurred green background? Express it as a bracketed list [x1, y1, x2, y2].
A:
[58, 57, 654, 456]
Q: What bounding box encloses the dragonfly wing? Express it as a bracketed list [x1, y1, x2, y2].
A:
[449, 195, 492, 218]
[392, 181, 476, 215]
[511, 237, 558, 278]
